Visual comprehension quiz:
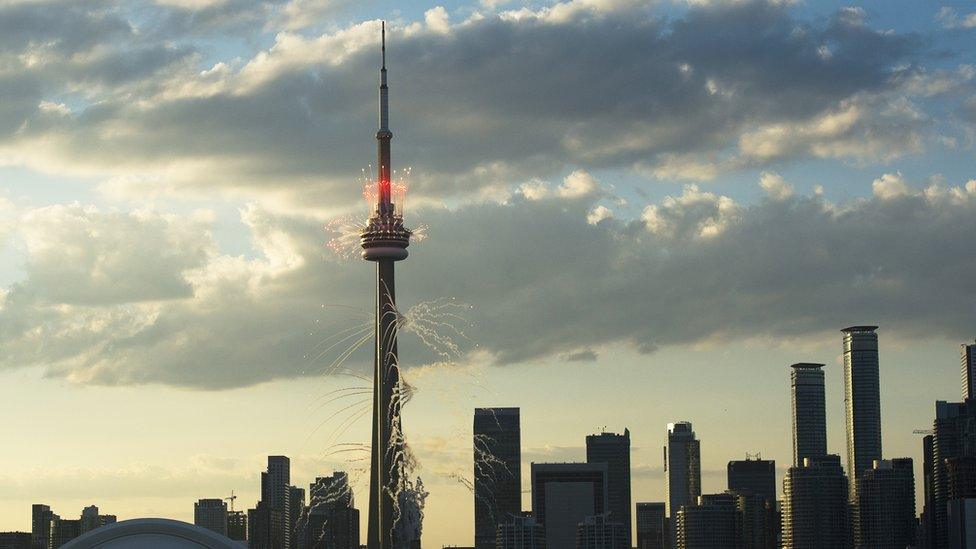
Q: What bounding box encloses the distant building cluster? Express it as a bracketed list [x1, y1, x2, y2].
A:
[6, 456, 361, 549]
[0, 504, 117, 549]
[462, 330, 976, 549]
[6, 331, 976, 549]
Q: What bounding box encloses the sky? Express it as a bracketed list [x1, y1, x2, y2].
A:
[0, 0, 975, 545]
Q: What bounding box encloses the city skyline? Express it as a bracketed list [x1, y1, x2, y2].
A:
[1, 0, 976, 547]
[5, 330, 974, 546]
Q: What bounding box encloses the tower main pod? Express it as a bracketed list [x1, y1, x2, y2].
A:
[361, 22, 412, 549]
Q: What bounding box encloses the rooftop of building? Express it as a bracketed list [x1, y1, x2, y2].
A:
[841, 325, 878, 333]
[791, 362, 825, 369]
[474, 407, 519, 415]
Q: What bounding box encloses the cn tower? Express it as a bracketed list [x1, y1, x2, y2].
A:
[361, 22, 412, 549]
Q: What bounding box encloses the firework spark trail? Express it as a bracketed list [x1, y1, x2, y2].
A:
[325, 216, 369, 259]
[303, 398, 372, 447]
[306, 385, 372, 411]
[307, 388, 372, 417]
[385, 296, 474, 362]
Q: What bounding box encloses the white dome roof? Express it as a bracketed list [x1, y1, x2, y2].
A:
[62, 518, 245, 549]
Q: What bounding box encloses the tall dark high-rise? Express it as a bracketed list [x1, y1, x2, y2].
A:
[496, 515, 545, 549]
[530, 462, 608, 549]
[31, 504, 54, 549]
[473, 408, 521, 549]
[920, 434, 935, 549]
[781, 454, 850, 549]
[576, 514, 628, 549]
[264, 456, 291, 548]
[249, 455, 292, 548]
[842, 326, 882, 501]
[853, 458, 915, 549]
[665, 422, 701, 522]
[303, 472, 360, 549]
[674, 493, 738, 549]
[727, 457, 778, 549]
[288, 485, 305, 547]
[227, 510, 247, 541]
[727, 457, 775, 502]
[963, 340, 976, 400]
[635, 502, 666, 549]
[734, 492, 778, 549]
[929, 399, 976, 549]
[791, 363, 827, 466]
[586, 429, 631, 547]
[194, 499, 228, 537]
[361, 22, 414, 549]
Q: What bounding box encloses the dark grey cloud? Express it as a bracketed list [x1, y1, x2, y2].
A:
[0, 0, 942, 206]
[1, 176, 974, 389]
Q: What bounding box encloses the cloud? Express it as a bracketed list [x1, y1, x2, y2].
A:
[2, 176, 975, 389]
[872, 172, 911, 200]
[759, 171, 793, 200]
[937, 7, 976, 30]
[586, 205, 613, 225]
[0, 1, 936, 208]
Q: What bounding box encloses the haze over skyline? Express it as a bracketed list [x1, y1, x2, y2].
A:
[1, 0, 975, 546]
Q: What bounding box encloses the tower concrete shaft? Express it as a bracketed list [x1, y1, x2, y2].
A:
[362, 21, 411, 549]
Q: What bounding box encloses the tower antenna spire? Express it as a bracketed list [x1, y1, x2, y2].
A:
[381, 20, 386, 69]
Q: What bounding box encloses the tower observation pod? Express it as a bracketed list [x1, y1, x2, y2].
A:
[361, 21, 411, 262]
[361, 21, 415, 549]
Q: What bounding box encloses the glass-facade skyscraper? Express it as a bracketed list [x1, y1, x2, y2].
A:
[843, 326, 882, 500]
[474, 407, 522, 549]
[727, 457, 776, 502]
[666, 421, 701, 545]
[791, 363, 827, 467]
[962, 340, 976, 400]
[586, 429, 632, 547]
[635, 502, 666, 549]
[531, 462, 608, 549]
[782, 454, 850, 549]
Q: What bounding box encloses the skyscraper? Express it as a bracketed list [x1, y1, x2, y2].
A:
[727, 457, 776, 502]
[586, 429, 631, 548]
[248, 501, 281, 549]
[666, 422, 701, 522]
[791, 363, 827, 466]
[303, 472, 360, 549]
[781, 454, 850, 549]
[531, 462, 608, 549]
[249, 455, 291, 549]
[264, 456, 291, 548]
[853, 458, 915, 549]
[361, 22, 415, 549]
[288, 485, 305, 546]
[576, 514, 628, 549]
[227, 511, 247, 542]
[963, 340, 976, 400]
[31, 504, 54, 549]
[842, 326, 882, 501]
[635, 502, 666, 549]
[496, 515, 545, 549]
[674, 493, 738, 549]
[474, 408, 522, 549]
[194, 499, 229, 537]
[727, 456, 777, 549]
[930, 399, 976, 549]
[734, 492, 777, 549]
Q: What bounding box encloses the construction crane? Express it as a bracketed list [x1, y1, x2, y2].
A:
[224, 490, 237, 512]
